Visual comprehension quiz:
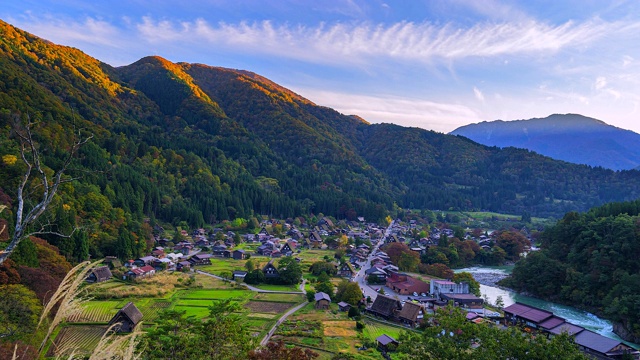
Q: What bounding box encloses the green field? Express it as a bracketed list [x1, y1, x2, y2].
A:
[362, 318, 407, 341]
[251, 283, 300, 292]
[178, 288, 253, 300]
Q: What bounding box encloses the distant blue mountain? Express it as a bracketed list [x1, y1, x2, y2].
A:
[450, 114, 640, 171]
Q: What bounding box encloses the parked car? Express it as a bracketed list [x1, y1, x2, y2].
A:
[420, 293, 427, 297]
[413, 292, 418, 296]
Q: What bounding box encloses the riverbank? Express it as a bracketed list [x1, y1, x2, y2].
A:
[459, 266, 640, 349]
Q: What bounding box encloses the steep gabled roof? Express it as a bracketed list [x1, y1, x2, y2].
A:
[370, 295, 401, 317]
[397, 302, 422, 322]
[314, 292, 331, 302]
[110, 302, 143, 326]
[90, 266, 112, 282]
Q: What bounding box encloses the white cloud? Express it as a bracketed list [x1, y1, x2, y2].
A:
[473, 87, 485, 102]
[296, 89, 482, 132]
[131, 16, 639, 66]
[595, 76, 607, 90]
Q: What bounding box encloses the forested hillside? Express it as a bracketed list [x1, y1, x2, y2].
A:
[2, 19, 640, 263]
[502, 199, 640, 342]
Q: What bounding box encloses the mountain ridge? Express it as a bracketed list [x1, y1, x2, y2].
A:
[451, 114, 640, 170]
[2, 18, 640, 259]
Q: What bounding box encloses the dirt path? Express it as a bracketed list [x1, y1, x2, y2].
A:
[260, 301, 309, 346]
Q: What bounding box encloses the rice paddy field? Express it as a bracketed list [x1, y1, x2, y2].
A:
[52, 272, 304, 356]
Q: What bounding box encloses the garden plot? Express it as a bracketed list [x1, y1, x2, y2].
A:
[244, 301, 294, 314]
[48, 326, 106, 357]
[68, 301, 120, 323]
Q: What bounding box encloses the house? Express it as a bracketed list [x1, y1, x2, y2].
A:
[232, 270, 248, 282]
[365, 266, 387, 281]
[573, 330, 639, 359]
[232, 249, 247, 260]
[503, 302, 554, 329]
[262, 261, 280, 279]
[108, 302, 143, 333]
[189, 253, 213, 266]
[280, 242, 294, 255]
[385, 273, 430, 295]
[368, 294, 401, 320]
[376, 334, 399, 352]
[211, 244, 227, 256]
[151, 248, 165, 258]
[318, 217, 334, 228]
[337, 262, 356, 278]
[397, 302, 425, 327]
[314, 292, 331, 310]
[430, 280, 470, 298]
[134, 256, 156, 267]
[176, 261, 191, 271]
[86, 266, 112, 283]
[440, 293, 484, 309]
[338, 302, 351, 312]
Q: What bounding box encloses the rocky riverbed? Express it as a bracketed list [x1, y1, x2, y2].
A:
[467, 270, 509, 287]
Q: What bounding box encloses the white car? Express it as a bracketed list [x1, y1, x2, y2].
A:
[413, 292, 418, 297]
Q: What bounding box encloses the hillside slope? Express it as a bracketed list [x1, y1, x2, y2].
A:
[2, 18, 640, 265]
[451, 114, 640, 170]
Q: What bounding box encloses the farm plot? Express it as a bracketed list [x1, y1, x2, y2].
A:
[136, 300, 171, 322]
[244, 301, 294, 314]
[48, 326, 106, 357]
[179, 289, 252, 300]
[323, 321, 357, 337]
[362, 319, 405, 341]
[68, 301, 120, 323]
[253, 292, 305, 303]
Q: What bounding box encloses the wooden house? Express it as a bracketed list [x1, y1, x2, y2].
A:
[189, 253, 213, 266]
[232, 249, 247, 260]
[368, 294, 401, 320]
[314, 292, 331, 310]
[86, 266, 112, 283]
[337, 262, 356, 278]
[376, 334, 399, 352]
[338, 302, 351, 312]
[397, 302, 425, 327]
[109, 302, 143, 333]
[262, 261, 280, 279]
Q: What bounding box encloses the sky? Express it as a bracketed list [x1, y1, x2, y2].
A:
[3, 0, 640, 134]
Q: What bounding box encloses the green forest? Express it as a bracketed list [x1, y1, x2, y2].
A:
[2, 17, 640, 264]
[502, 199, 640, 342]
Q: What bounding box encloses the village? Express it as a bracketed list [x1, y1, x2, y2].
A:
[76, 216, 639, 359]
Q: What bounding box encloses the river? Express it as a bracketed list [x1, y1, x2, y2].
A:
[458, 266, 639, 348]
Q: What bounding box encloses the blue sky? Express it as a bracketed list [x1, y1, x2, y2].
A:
[3, 0, 640, 133]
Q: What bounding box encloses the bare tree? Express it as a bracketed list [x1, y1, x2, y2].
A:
[0, 115, 92, 265]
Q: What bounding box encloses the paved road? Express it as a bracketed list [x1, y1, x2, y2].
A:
[353, 221, 395, 302]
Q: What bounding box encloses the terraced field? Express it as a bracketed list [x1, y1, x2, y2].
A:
[48, 326, 106, 357]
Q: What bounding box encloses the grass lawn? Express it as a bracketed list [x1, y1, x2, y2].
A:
[362, 318, 407, 341]
[198, 257, 248, 274]
[178, 288, 254, 300]
[252, 283, 301, 292]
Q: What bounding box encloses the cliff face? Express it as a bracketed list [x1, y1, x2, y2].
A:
[614, 320, 640, 343]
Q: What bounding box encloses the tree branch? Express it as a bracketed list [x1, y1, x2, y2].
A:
[0, 114, 92, 265]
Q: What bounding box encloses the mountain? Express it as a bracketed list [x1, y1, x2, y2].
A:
[450, 114, 640, 170]
[3, 19, 640, 261]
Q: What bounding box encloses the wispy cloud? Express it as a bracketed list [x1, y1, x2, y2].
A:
[298, 89, 481, 132]
[473, 87, 485, 102]
[133, 16, 637, 65]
